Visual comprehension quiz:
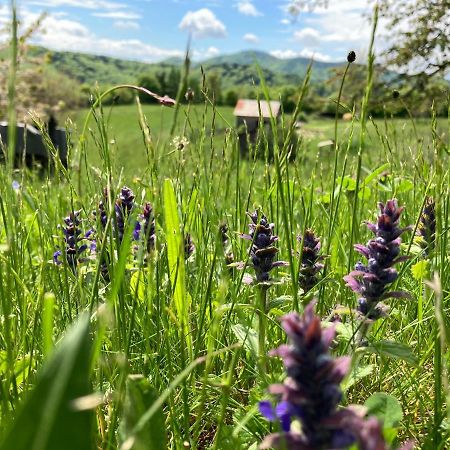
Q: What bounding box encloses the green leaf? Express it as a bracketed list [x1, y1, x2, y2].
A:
[231, 324, 258, 358]
[366, 340, 418, 366]
[120, 375, 166, 450]
[267, 295, 293, 311]
[0, 314, 93, 450]
[362, 163, 390, 187]
[411, 260, 430, 280]
[357, 185, 371, 201]
[395, 178, 414, 194]
[365, 392, 403, 429]
[130, 269, 147, 303]
[163, 179, 190, 347]
[341, 364, 374, 392]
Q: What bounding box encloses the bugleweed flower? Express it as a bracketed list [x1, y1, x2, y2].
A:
[297, 230, 324, 294]
[98, 186, 137, 244]
[184, 233, 195, 260]
[134, 202, 156, 253]
[259, 303, 403, 450]
[239, 210, 287, 283]
[54, 210, 95, 271]
[115, 186, 136, 243]
[344, 199, 411, 322]
[416, 197, 435, 256]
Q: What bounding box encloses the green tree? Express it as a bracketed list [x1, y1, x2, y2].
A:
[155, 71, 167, 95]
[280, 86, 297, 113]
[136, 74, 162, 103]
[379, 0, 449, 80]
[166, 67, 181, 99]
[205, 71, 223, 105]
[224, 89, 238, 107]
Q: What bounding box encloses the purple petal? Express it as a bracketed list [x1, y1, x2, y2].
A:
[259, 401, 276, 421]
[133, 222, 141, 240]
[242, 273, 254, 285]
[354, 244, 370, 258]
[53, 250, 62, 265]
[275, 401, 293, 432]
[343, 275, 362, 293]
[364, 222, 377, 234]
[329, 356, 351, 383]
[321, 325, 336, 348]
[272, 261, 289, 268]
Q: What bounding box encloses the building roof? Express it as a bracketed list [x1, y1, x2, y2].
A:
[233, 99, 281, 118]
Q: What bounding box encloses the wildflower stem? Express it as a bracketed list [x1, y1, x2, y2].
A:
[258, 285, 268, 371]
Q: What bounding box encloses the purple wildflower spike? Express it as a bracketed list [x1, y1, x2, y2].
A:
[184, 233, 195, 260]
[134, 202, 156, 253]
[239, 210, 287, 283]
[54, 210, 95, 272]
[260, 303, 400, 450]
[344, 199, 411, 323]
[297, 230, 324, 294]
[416, 197, 435, 256]
[259, 303, 404, 450]
[114, 186, 136, 243]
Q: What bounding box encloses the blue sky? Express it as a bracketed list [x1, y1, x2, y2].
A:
[0, 0, 381, 63]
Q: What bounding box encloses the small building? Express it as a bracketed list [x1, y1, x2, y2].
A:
[233, 99, 281, 154]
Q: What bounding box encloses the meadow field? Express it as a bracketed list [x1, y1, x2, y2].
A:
[1, 30, 450, 450]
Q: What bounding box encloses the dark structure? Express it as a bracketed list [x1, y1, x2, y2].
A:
[233, 99, 281, 155]
[0, 118, 68, 168]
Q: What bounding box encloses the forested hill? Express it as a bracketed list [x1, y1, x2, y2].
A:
[29, 46, 343, 87]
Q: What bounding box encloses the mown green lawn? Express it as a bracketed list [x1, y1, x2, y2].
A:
[67, 102, 447, 179]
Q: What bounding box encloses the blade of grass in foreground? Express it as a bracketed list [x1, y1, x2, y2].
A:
[0, 314, 93, 450]
[163, 179, 191, 351]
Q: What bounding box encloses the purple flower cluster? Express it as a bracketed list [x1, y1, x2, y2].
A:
[259, 303, 412, 450]
[416, 197, 435, 256]
[115, 186, 136, 243]
[98, 187, 156, 252]
[184, 233, 195, 260]
[53, 210, 95, 271]
[134, 202, 156, 253]
[344, 200, 411, 322]
[297, 230, 324, 294]
[259, 303, 399, 450]
[239, 211, 287, 283]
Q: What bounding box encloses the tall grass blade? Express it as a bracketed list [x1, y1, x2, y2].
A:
[0, 314, 93, 450]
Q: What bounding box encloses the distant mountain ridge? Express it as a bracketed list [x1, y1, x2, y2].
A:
[30, 46, 344, 88]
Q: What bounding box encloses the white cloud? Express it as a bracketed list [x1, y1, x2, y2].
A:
[25, 0, 126, 10]
[22, 12, 182, 62]
[283, 0, 371, 16]
[293, 27, 320, 46]
[179, 8, 226, 39]
[270, 48, 332, 62]
[305, 11, 372, 44]
[193, 46, 220, 60]
[243, 33, 259, 43]
[280, 18, 291, 25]
[113, 20, 140, 30]
[93, 11, 141, 20]
[236, 1, 262, 17]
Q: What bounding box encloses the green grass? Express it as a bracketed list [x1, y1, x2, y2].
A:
[1, 17, 450, 450]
